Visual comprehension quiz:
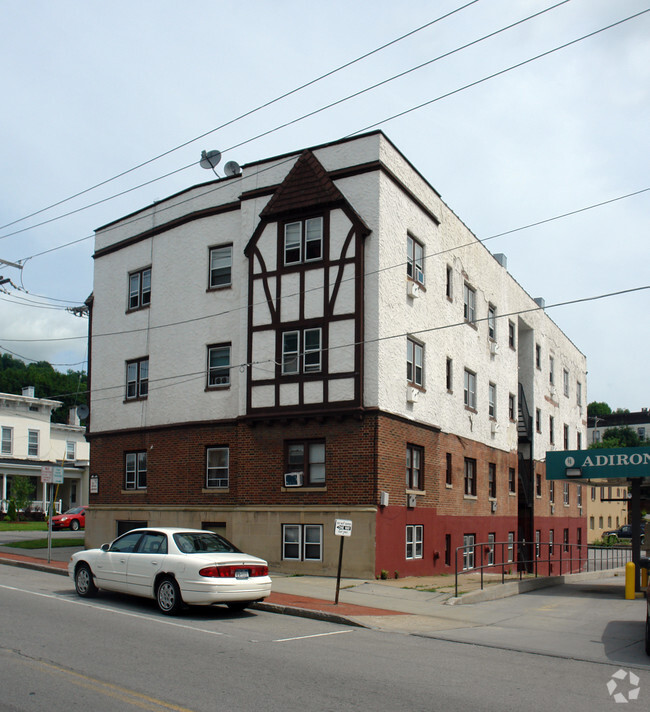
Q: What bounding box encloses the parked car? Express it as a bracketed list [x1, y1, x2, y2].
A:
[68, 527, 272, 615]
[51, 506, 87, 531]
[603, 525, 645, 544]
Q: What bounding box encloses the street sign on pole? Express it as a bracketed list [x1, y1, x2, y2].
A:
[53, 466, 64, 484]
[334, 520, 352, 603]
[40, 466, 53, 483]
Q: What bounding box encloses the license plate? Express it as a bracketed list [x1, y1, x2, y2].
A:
[235, 569, 249, 580]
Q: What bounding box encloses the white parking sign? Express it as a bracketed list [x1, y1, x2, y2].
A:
[334, 519, 352, 537]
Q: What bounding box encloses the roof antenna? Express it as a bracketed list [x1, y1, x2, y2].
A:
[199, 150, 222, 176]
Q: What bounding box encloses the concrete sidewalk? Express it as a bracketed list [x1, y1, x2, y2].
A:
[0, 542, 630, 633]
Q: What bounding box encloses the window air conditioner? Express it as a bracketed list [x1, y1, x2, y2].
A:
[284, 472, 303, 487]
[491, 422, 499, 434]
[489, 341, 499, 356]
[491, 501, 497, 513]
[407, 281, 421, 299]
[407, 494, 417, 508]
[550, 504, 555, 514]
[407, 387, 419, 403]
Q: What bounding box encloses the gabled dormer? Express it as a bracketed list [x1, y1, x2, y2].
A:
[244, 150, 370, 417]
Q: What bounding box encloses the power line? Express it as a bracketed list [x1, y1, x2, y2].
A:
[0, 0, 482, 234]
[2, 0, 584, 245]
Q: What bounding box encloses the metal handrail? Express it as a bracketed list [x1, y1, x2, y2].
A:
[454, 540, 635, 597]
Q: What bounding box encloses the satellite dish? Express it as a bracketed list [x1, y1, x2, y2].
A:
[200, 150, 222, 170]
[76, 404, 89, 420]
[224, 160, 242, 177]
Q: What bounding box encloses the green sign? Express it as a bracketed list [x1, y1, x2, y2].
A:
[546, 446, 650, 480]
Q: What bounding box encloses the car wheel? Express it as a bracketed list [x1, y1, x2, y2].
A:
[226, 601, 249, 613]
[70, 520, 80, 531]
[75, 563, 97, 597]
[156, 577, 183, 616]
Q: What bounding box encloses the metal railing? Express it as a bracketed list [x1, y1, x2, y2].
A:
[454, 540, 635, 597]
[0, 499, 62, 515]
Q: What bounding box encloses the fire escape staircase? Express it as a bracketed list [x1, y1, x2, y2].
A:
[517, 383, 532, 442]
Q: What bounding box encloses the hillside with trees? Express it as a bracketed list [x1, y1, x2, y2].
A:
[0, 353, 87, 424]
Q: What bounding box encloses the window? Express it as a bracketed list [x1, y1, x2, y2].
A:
[549, 356, 555, 386]
[563, 424, 569, 450]
[535, 343, 541, 369]
[206, 447, 229, 488]
[286, 441, 326, 486]
[488, 383, 496, 418]
[563, 369, 569, 398]
[550, 480, 555, 503]
[536, 408, 541, 433]
[589, 516, 594, 530]
[563, 528, 569, 552]
[549, 529, 554, 555]
[407, 338, 424, 387]
[536, 473, 542, 497]
[209, 244, 232, 288]
[576, 381, 582, 407]
[464, 458, 477, 496]
[66, 441, 75, 461]
[446, 453, 453, 486]
[598, 516, 603, 529]
[508, 321, 515, 349]
[488, 533, 495, 566]
[284, 217, 323, 265]
[128, 267, 151, 310]
[282, 328, 322, 374]
[1, 427, 12, 455]
[463, 283, 476, 324]
[207, 344, 231, 387]
[577, 485, 582, 508]
[507, 532, 514, 562]
[407, 234, 424, 285]
[446, 265, 453, 299]
[282, 524, 322, 561]
[445, 534, 451, 566]
[463, 534, 475, 570]
[406, 525, 423, 559]
[591, 486, 596, 501]
[607, 515, 612, 527]
[487, 304, 496, 340]
[549, 416, 555, 445]
[125, 451, 147, 490]
[535, 530, 541, 558]
[577, 432, 582, 450]
[464, 369, 476, 410]
[508, 393, 516, 421]
[508, 467, 516, 493]
[446, 357, 453, 392]
[406, 445, 423, 490]
[28, 429, 39, 457]
[488, 463, 496, 498]
[563, 481, 569, 506]
[126, 358, 149, 400]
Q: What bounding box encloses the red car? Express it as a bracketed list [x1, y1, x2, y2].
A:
[51, 506, 87, 531]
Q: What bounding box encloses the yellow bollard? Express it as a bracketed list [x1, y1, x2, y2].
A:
[625, 562, 635, 600]
[642, 566, 648, 590]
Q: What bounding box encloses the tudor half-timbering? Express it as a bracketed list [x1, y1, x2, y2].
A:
[87, 131, 587, 578]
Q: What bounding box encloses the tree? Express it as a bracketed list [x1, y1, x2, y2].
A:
[588, 425, 646, 449]
[588, 401, 612, 417]
[10, 475, 35, 518]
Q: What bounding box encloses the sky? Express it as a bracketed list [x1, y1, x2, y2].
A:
[0, 0, 648, 411]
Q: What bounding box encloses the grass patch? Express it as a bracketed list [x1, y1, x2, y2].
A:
[5, 538, 82, 550]
[0, 522, 47, 532]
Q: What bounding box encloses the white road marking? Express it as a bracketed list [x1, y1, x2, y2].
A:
[273, 630, 354, 642]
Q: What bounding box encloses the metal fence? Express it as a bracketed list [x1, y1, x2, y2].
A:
[0, 499, 62, 515]
[454, 540, 636, 597]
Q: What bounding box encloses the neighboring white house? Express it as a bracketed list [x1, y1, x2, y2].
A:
[0, 387, 89, 514]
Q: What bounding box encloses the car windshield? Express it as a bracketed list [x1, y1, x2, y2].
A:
[64, 507, 84, 515]
[173, 532, 240, 554]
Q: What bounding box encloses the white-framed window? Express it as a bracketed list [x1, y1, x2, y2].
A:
[406, 525, 423, 559]
[407, 234, 424, 285]
[209, 244, 232, 288]
[206, 447, 229, 488]
[282, 328, 322, 375]
[286, 441, 326, 486]
[563, 369, 569, 397]
[577, 485, 582, 508]
[487, 304, 496, 340]
[125, 451, 147, 490]
[126, 358, 149, 400]
[563, 481, 569, 506]
[66, 440, 75, 461]
[549, 529, 554, 555]
[463, 283, 476, 324]
[282, 524, 323, 561]
[535, 530, 541, 558]
[1, 426, 12, 455]
[407, 338, 424, 387]
[128, 267, 151, 310]
[406, 444, 423, 490]
[207, 344, 231, 387]
[488, 382, 496, 418]
[507, 532, 514, 562]
[463, 534, 475, 570]
[464, 457, 477, 496]
[464, 369, 476, 410]
[487, 533, 495, 566]
[509, 393, 516, 421]
[284, 217, 323, 265]
[28, 429, 39, 457]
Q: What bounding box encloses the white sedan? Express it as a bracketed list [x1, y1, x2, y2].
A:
[69, 527, 272, 615]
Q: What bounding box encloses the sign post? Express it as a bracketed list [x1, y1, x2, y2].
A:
[40, 466, 53, 563]
[334, 519, 352, 604]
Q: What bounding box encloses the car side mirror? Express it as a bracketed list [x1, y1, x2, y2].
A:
[101, 543, 110, 552]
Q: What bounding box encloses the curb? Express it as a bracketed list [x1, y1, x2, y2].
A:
[0, 557, 68, 577]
